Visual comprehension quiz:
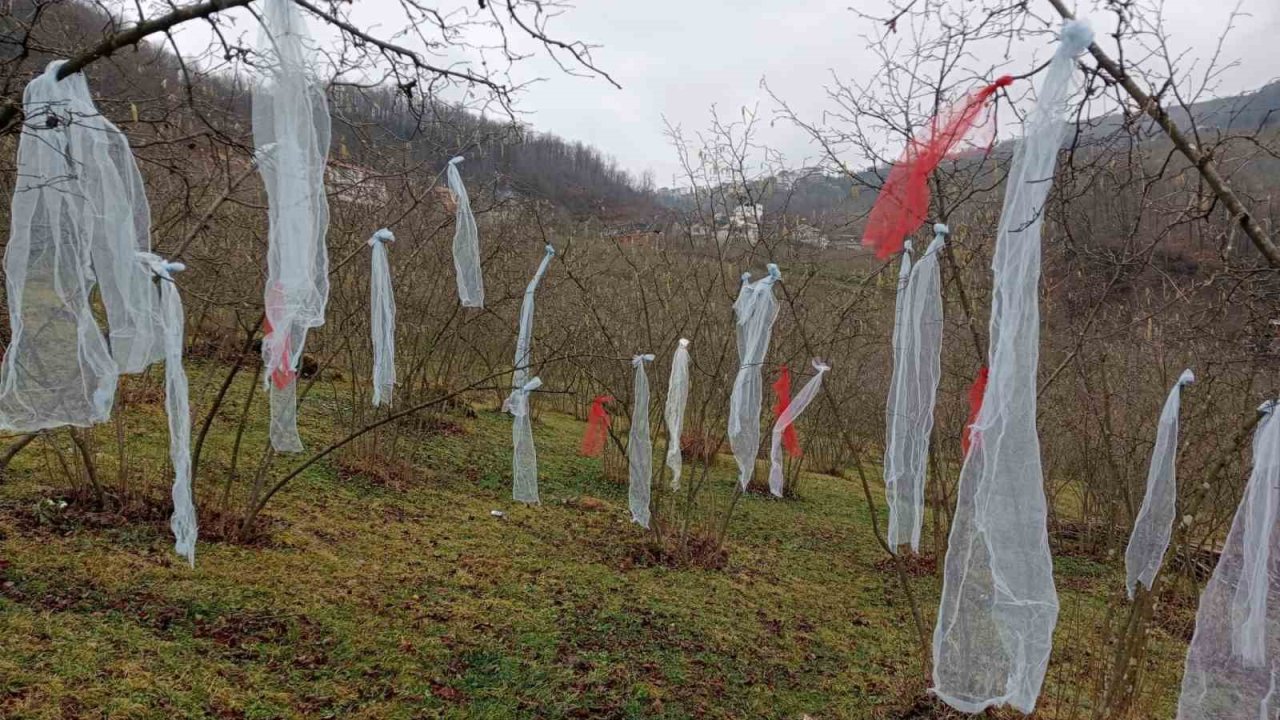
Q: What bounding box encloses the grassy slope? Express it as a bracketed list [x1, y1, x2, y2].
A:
[0, 365, 1187, 719]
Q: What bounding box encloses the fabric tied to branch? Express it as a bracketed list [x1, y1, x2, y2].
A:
[769, 360, 829, 498]
[137, 254, 197, 566]
[505, 245, 555, 503]
[862, 76, 1013, 259]
[1177, 399, 1280, 719]
[772, 366, 801, 457]
[447, 156, 484, 307]
[629, 354, 655, 528]
[581, 395, 613, 457]
[254, 0, 331, 452]
[961, 365, 990, 456]
[368, 229, 396, 407]
[932, 19, 1092, 715]
[729, 264, 782, 490]
[507, 377, 543, 505]
[885, 226, 947, 552]
[664, 339, 691, 490]
[1124, 369, 1194, 598]
[0, 62, 129, 430]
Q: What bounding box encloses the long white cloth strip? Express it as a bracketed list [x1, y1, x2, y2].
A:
[509, 377, 543, 505]
[884, 238, 915, 534]
[505, 245, 555, 503]
[728, 264, 782, 490]
[664, 338, 692, 491]
[447, 156, 484, 307]
[368, 229, 396, 407]
[1177, 401, 1280, 719]
[255, 0, 332, 452]
[139, 253, 198, 565]
[508, 245, 556, 400]
[629, 354, 656, 527]
[885, 225, 947, 552]
[0, 61, 120, 430]
[933, 19, 1093, 715]
[58, 63, 164, 377]
[1124, 369, 1194, 598]
[768, 360, 830, 498]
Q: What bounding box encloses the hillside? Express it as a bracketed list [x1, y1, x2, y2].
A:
[655, 81, 1280, 239]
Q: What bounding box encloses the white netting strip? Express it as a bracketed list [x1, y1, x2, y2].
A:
[509, 377, 543, 505]
[884, 239, 915, 534]
[508, 245, 556, 402]
[254, 0, 331, 452]
[885, 226, 947, 552]
[447, 156, 484, 307]
[0, 62, 123, 430]
[1124, 368, 1194, 598]
[932, 19, 1093, 715]
[66, 67, 163, 377]
[728, 264, 782, 490]
[1177, 401, 1280, 719]
[768, 359, 830, 498]
[664, 338, 691, 490]
[505, 245, 555, 503]
[368, 229, 396, 407]
[139, 254, 197, 566]
[629, 354, 656, 527]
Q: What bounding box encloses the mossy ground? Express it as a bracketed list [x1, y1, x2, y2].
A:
[0, 363, 1187, 719]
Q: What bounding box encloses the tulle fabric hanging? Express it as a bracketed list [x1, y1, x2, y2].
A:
[0, 62, 120, 430]
[664, 339, 691, 490]
[884, 226, 947, 552]
[508, 245, 555, 398]
[772, 365, 801, 457]
[59, 64, 164, 377]
[768, 360, 830, 498]
[933, 20, 1093, 715]
[1124, 369, 1194, 598]
[628, 354, 655, 527]
[1177, 400, 1280, 719]
[729, 264, 782, 490]
[139, 254, 198, 565]
[504, 245, 555, 503]
[254, 0, 332, 452]
[580, 395, 613, 457]
[447, 156, 484, 307]
[509, 377, 543, 504]
[862, 76, 1012, 259]
[368, 229, 396, 407]
[884, 239, 915, 541]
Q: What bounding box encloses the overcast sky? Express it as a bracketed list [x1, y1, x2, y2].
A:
[497, 0, 1280, 187]
[172, 0, 1280, 186]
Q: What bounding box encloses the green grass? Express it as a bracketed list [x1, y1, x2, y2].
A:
[0, 363, 1188, 719]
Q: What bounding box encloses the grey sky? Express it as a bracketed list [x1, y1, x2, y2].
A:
[502, 0, 1280, 187]
[170, 0, 1280, 186]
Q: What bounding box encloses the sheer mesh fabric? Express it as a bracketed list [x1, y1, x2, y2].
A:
[1124, 369, 1194, 598]
[728, 264, 782, 490]
[628, 354, 655, 527]
[447, 157, 483, 307]
[254, 0, 332, 452]
[368, 229, 396, 407]
[932, 20, 1094, 715]
[664, 339, 691, 490]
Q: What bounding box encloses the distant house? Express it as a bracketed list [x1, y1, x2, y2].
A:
[604, 222, 665, 246]
[793, 222, 829, 249]
[326, 161, 389, 207]
[429, 185, 458, 213]
[714, 203, 764, 245]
